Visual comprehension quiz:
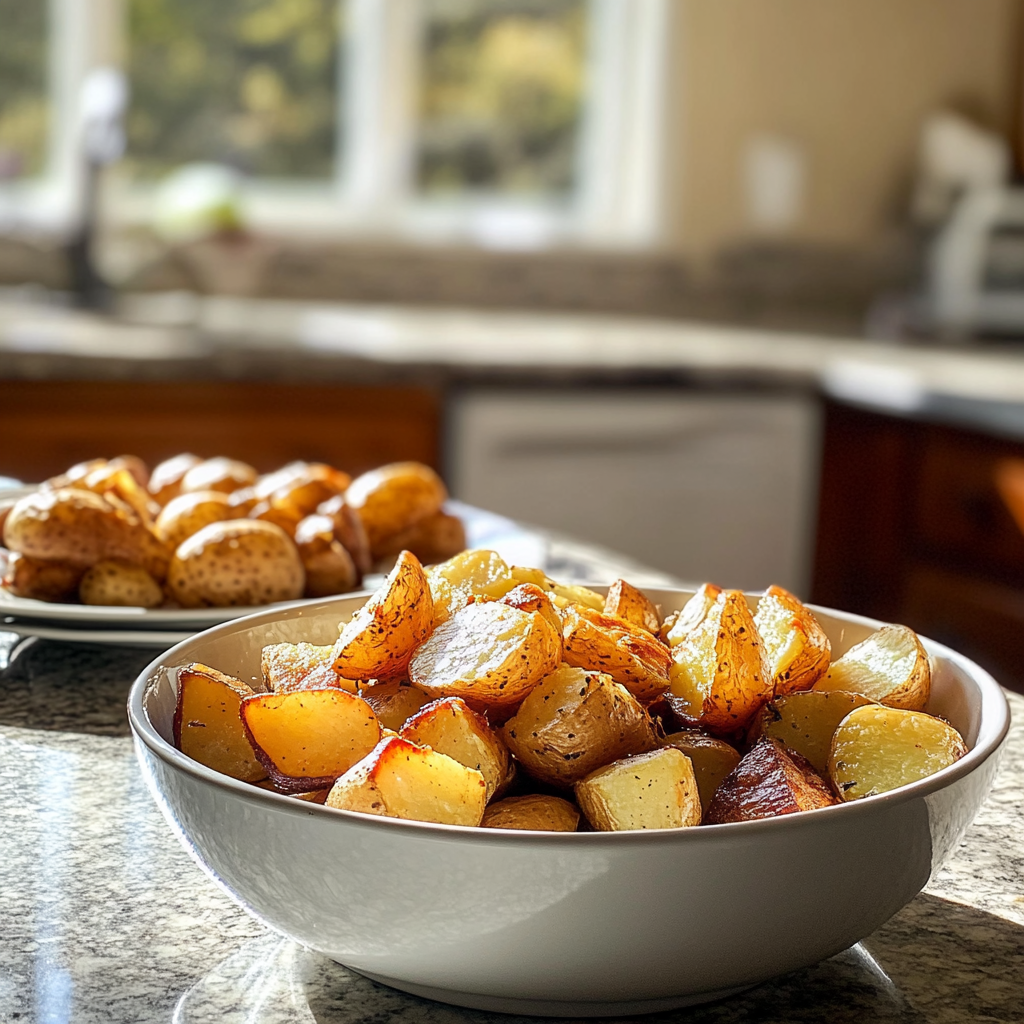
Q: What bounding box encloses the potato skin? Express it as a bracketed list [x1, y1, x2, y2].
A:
[3, 488, 170, 580]
[373, 510, 467, 568]
[155, 490, 235, 549]
[603, 579, 661, 635]
[181, 457, 258, 495]
[167, 519, 305, 608]
[503, 665, 659, 788]
[332, 550, 433, 680]
[317, 495, 372, 576]
[482, 794, 580, 832]
[2, 552, 85, 602]
[79, 559, 163, 608]
[345, 462, 447, 556]
[703, 737, 838, 824]
[149, 453, 203, 505]
[754, 585, 831, 695]
[294, 514, 358, 597]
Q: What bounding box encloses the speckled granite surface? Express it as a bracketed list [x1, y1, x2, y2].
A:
[0, 528, 1021, 1023]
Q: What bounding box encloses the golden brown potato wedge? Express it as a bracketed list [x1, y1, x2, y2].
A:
[294, 513, 358, 597]
[173, 663, 266, 782]
[829, 705, 967, 801]
[754, 585, 831, 695]
[667, 589, 772, 735]
[167, 520, 305, 608]
[703, 737, 838, 824]
[3, 488, 170, 580]
[747, 690, 876, 775]
[261, 642, 358, 694]
[431, 549, 515, 601]
[661, 583, 722, 648]
[79, 559, 163, 608]
[149, 453, 203, 505]
[1, 552, 85, 601]
[181, 457, 258, 495]
[503, 665, 659, 787]
[562, 605, 671, 702]
[401, 697, 514, 801]
[155, 491, 235, 549]
[325, 736, 488, 826]
[332, 550, 433, 680]
[660, 731, 742, 814]
[408, 601, 561, 713]
[603, 579, 661, 635]
[814, 625, 931, 711]
[240, 688, 382, 792]
[357, 679, 433, 731]
[316, 495, 372, 577]
[345, 462, 448, 556]
[482, 794, 580, 832]
[576, 747, 702, 831]
[372, 509, 467, 568]
[500, 582, 562, 635]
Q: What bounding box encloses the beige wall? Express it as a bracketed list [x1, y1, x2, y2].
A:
[669, 0, 1022, 256]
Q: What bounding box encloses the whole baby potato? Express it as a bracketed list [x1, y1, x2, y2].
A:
[270, 464, 351, 519]
[167, 519, 305, 608]
[345, 462, 447, 557]
[148, 453, 203, 505]
[2, 552, 85, 602]
[3, 488, 170, 579]
[294, 513, 358, 597]
[180, 457, 258, 496]
[79, 559, 164, 608]
[155, 490, 235, 549]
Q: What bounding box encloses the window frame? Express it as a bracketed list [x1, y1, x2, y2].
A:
[1, 0, 673, 249]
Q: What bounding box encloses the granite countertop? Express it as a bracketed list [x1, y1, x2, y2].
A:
[6, 293, 1024, 441]
[1, 516, 1022, 1023]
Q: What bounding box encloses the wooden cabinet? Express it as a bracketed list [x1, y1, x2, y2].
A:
[812, 401, 1024, 692]
[0, 380, 441, 482]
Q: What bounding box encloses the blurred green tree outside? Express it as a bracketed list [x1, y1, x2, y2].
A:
[0, 0, 49, 180]
[126, 0, 341, 180]
[417, 0, 588, 196]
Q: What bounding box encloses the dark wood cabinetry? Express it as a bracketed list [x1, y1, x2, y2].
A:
[0, 380, 441, 481]
[812, 400, 1024, 692]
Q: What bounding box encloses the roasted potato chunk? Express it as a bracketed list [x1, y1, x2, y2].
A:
[661, 731, 742, 814]
[815, 625, 930, 711]
[79, 559, 163, 608]
[249, 500, 303, 538]
[482, 794, 580, 832]
[703, 737, 838, 824]
[167, 519, 305, 608]
[79, 464, 161, 524]
[408, 601, 561, 713]
[317, 495, 372, 576]
[500, 582, 562, 634]
[2, 553, 85, 602]
[562, 605, 671, 702]
[3, 488, 170, 580]
[294, 513, 358, 597]
[261, 642, 358, 694]
[754, 585, 831, 695]
[503, 665, 659, 787]
[401, 697, 513, 801]
[180, 457, 258, 495]
[332, 550, 433, 680]
[576, 747, 702, 831]
[357, 679, 433, 731]
[603, 579, 661, 635]
[173, 663, 266, 783]
[155, 490, 235, 549]
[829, 705, 967, 801]
[149, 453, 203, 505]
[269, 464, 351, 519]
[326, 736, 487, 826]
[345, 462, 448, 556]
[667, 589, 772, 735]
[747, 690, 875, 775]
[661, 583, 722, 648]
[240, 688, 382, 792]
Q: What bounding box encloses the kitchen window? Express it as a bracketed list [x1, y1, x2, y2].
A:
[0, 0, 671, 248]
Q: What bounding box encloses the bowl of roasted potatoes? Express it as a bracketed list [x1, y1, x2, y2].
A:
[0, 453, 465, 629]
[130, 549, 1009, 1016]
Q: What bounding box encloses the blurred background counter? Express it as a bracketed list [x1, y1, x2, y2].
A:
[5, 295, 1024, 694]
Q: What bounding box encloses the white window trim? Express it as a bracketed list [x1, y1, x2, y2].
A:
[2, 0, 674, 250]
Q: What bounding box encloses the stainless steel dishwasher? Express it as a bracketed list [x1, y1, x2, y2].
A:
[447, 389, 822, 594]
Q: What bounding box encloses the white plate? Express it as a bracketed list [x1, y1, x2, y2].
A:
[0, 618, 193, 648]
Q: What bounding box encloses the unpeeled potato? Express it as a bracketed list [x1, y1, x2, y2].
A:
[149, 453, 203, 505]
[79, 559, 163, 607]
[1, 552, 85, 602]
[167, 519, 305, 608]
[345, 462, 447, 556]
[294, 513, 358, 597]
[181, 457, 258, 496]
[155, 490, 235, 549]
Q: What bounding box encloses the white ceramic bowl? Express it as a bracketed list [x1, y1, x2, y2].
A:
[129, 589, 1010, 1017]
